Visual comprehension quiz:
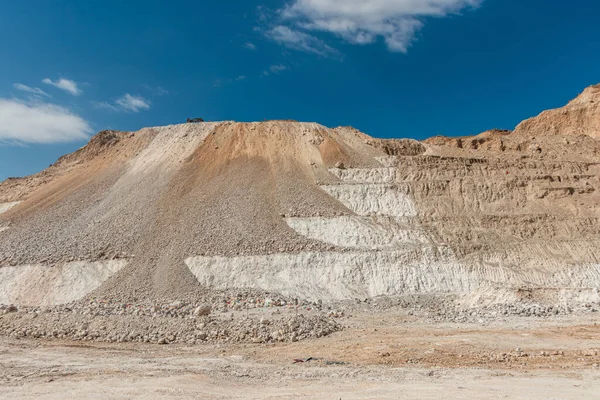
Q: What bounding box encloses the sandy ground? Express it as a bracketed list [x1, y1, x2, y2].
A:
[2, 312, 600, 399]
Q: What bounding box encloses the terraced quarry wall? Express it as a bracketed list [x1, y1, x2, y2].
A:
[2, 85, 600, 306]
[187, 153, 600, 302]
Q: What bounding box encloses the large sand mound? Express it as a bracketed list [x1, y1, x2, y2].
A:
[2, 85, 600, 306]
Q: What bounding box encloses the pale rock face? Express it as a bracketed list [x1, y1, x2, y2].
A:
[0, 202, 19, 233]
[320, 184, 417, 218]
[186, 250, 466, 302]
[285, 216, 428, 250]
[0, 202, 19, 214]
[185, 251, 600, 302]
[329, 168, 397, 183]
[0, 260, 127, 306]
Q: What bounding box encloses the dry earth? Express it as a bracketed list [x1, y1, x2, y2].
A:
[1, 312, 600, 399]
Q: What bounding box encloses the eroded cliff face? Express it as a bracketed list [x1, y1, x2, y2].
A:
[2, 85, 600, 306]
[514, 84, 600, 139]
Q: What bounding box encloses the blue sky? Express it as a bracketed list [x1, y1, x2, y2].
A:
[1, 0, 599, 180]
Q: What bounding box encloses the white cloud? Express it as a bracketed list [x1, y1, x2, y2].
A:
[265, 25, 338, 56]
[42, 78, 83, 96]
[261, 64, 289, 77]
[95, 94, 151, 113]
[13, 83, 50, 98]
[235, 75, 247, 81]
[273, 0, 483, 53]
[0, 98, 92, 144]
[244, 42, 257, 50]
[270, 64, 288, 73]
[116, 94, 150, 112]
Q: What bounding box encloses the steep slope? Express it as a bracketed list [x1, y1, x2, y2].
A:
[514, 84, 600, 138]
[2, 86, 600, 307]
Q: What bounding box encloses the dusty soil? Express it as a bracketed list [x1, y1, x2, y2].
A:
[1, 311, 600, 399]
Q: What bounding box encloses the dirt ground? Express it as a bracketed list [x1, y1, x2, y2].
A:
[2, 312, 600, 399]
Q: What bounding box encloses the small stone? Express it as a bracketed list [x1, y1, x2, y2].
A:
[170, 300, 184, 308]
[194, 305, 211, 317]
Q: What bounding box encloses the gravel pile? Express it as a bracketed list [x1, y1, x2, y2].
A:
[331, 294, 600, 324]
[437, 302, 600, 323]
[0, 299, 342, 345]
[409, 299, 600, 324]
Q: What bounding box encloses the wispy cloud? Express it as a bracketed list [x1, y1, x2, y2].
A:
[265, 25, 339, 57]
[270, 64, 288, 73]
[13, 83, 50, 98]
[93, 101, 119, 111]
[42, 78, 83, 96]
[94, 94, 151, 113]
[116, 94, 150, 112]
[141, 84, 169, 96]
[269, 0, 483, 53]
[244, 42, 257, 50]
[262, 64, 289, 77]
[0, 98, 92, 144]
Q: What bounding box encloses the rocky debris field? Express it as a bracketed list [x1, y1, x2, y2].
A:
[1, 310, 600, 400]
[0, 293, 342, 345]
[329, 292, 600, 321]
[1, 292, 599, 348]
[430, 301, 600, 323]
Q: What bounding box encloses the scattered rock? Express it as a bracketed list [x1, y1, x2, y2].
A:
[194, 305, 211, 317]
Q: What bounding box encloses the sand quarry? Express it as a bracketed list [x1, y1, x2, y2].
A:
[2, 85, 600, 398]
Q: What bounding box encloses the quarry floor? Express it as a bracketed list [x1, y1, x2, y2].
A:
[1, 312, 600, 399]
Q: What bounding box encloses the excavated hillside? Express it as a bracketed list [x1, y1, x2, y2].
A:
[514, 83, 600, 138]
[1, 85, 600, 310]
